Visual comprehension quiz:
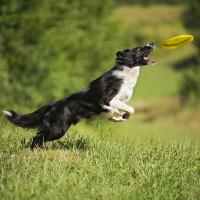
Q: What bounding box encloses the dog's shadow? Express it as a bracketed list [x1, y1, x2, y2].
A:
[21, 135, 90, 151]
[51, 136, 90, 150]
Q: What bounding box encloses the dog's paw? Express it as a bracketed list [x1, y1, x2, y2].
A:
[122, 112, 131, 119]
[109, 116, 127, 122]
[129, 107, 135, 114]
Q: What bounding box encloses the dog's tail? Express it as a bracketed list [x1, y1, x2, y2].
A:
[2, 104, 52, 128]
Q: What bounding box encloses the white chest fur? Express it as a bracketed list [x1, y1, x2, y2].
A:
[112, 66, 140, 103]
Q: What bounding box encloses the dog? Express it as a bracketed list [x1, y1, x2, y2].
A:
[3, 42, 155, 148]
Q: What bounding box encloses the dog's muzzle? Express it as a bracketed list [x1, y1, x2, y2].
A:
[141, 42, 156, 65]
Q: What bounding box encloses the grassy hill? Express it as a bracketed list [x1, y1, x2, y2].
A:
[105, 5, 199, 141]
[112, 5, 197, 101]
[0, 125, 199, 200]
[0, 5, 200, 200]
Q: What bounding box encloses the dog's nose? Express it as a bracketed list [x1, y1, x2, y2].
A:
[148, 42, 155, 48]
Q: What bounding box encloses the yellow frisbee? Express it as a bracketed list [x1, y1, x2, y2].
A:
[160, 34, 194, 50]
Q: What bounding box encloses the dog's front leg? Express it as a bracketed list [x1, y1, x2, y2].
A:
[102, 105, 124, 122]
[102, 102, 134, 122]
[110, 100, 134, 118]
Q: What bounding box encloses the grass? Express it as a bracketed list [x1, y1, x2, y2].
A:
[98, 97, 200, 142]
[1, 4, 200, 200]
[0, 123, 199, 200]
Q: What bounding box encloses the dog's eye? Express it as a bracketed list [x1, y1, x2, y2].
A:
[146, 46, 152, 51]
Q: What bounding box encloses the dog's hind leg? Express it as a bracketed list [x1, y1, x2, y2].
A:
[30, 130, 46, 149]
[30, 120, 72, 149]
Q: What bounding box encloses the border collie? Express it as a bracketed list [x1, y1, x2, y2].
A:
[3, 42, 155, 148]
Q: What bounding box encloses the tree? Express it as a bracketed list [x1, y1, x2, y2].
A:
[180, 0, 200, 104]
[0, 0, 135, 109]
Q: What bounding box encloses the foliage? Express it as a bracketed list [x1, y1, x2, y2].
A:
[180, 66, 200, 104]
[0, 0, 135, 108]
[180, 0, 200, 104]
[116, 0, 190, 6]
[184, 0, 200, 43]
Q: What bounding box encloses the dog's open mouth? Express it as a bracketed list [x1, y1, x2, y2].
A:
[140, 42, 156, 65]
[143, 55, 156, 65]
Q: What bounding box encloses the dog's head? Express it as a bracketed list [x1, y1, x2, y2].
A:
[116, 42, 156, 67]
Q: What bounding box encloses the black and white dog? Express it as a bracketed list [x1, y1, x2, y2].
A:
[3, 42, 155, 148]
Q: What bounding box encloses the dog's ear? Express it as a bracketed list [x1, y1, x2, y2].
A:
[116, 49, 130, 56]
[123, 49, 130, 53]
[116, 51, 126, 65]
[116, 51, 124, 57]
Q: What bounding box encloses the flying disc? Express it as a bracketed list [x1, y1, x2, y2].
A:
[160, 34, 194, 50]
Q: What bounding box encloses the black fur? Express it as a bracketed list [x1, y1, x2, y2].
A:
[4, 43, 155, 148]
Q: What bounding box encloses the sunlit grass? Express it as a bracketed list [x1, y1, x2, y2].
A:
[0, 123, 199, 200]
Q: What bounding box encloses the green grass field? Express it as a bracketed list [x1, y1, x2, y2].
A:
[0, 5, 200, 200]
[0, 123, 199, 200]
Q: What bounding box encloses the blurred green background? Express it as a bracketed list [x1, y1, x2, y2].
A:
[0, 0, 199, 141]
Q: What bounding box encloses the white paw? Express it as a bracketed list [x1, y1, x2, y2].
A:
[102, 105, 120, 114]
[129, 107, 134, 114]
[102, 104, 111, 110]
[108, 116, 126, 122]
